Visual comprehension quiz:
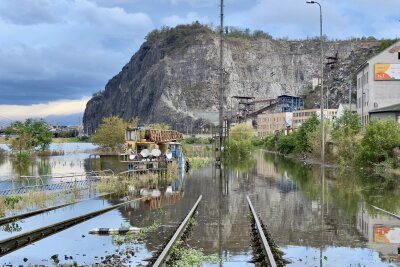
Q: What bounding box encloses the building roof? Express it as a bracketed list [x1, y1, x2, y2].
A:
[369, 103, 400, 113]
[356, 40, 400, 73]
[277, 94, 303, 99]
[232, 96, 254, 100]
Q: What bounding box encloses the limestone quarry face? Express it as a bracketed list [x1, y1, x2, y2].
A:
[83, 25, 380, 133]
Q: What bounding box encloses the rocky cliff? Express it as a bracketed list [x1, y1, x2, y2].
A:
[83, 24, 381, 133]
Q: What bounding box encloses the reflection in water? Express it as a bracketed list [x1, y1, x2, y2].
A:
[183, 151, 400, 266]
[1, 148, 400, 266]
[358, 201, 400, 262]
[0, 143, 99, 181]
[1, 221, 22, 234]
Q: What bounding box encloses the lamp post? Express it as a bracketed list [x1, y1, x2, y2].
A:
[307, 0, 324, 163]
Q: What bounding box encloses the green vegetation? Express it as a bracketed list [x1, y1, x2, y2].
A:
[260, 109, 400, 171]
[168, 243, 219, 267]
[111, 221, 161, 245]
[0, 191, 80, 218]
[379, 39, 398, 52]
[228, 123, 256, 159]
[264, 153, 400, 219]
[5, 118, 52, 152]
[4, 119, 53, 169]
[91, 116, 126, 151]
[182, 136, 212, 145]
[357, 120, 400, 166]
[273, 114, 320, 156]
[145, 123, 171, 130]
[332, 110, 362, 163]
[145, 22, 213, 54]
[145, 22, 273, 55]
[223, 26, 272, 39]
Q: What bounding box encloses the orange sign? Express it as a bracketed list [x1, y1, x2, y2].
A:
[374, 225, 400, 244]
[375, 64, 400, 80]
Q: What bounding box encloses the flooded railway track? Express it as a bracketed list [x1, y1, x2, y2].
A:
[247, 196, 286, 267]
[0, 197, 142, 257]
[150, 195, 202, 267]
[0, 193, 110, 226]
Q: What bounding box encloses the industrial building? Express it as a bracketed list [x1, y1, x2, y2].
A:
[357, 41, 400, 125]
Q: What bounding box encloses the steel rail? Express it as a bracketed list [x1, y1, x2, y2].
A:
[153, 195, 202, 267]
[247, 196, 277, 267]
[0, 197, 143, 257]
[0, 193, 111, 226]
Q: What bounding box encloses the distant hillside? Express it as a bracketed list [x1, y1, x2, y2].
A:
[83, 23, 383, 133]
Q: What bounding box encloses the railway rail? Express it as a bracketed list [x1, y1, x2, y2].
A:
[247, 196, 278, 267]
[151, 195, 202, 267]
[0, 193, 110, 226]
[0, 197, 142, 257]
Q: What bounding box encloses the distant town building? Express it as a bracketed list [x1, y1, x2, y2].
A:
[257, 112, 292, 137]
[275, 95, 304, 112]
[292, 109, 337, 129]
[257, 108, 338, 137]
[357, 41, 400, 125]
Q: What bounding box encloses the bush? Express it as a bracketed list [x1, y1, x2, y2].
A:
[228, 124, 255, 159]
[357, 120, 400, 165]
[263, 135, 276, 150]
[277, 133, 298, 155]
[91, 116, 126, 150]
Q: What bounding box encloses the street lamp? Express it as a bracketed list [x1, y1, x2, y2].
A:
[307, 0, 324, 163]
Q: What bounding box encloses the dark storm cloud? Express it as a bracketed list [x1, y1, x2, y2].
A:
[0, 0, 153, 105]
[0, 0, 399, 107]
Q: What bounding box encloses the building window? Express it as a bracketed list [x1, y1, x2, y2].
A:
[398, 52, 400, 60]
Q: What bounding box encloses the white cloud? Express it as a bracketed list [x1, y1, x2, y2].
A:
[227, 0, 400, 39]
[161, 12, 210, 27]
[0, 98, 90, 120]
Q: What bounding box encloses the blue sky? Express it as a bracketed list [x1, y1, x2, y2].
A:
[0, 0, 399, 121]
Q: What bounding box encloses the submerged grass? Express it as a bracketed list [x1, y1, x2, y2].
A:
[111, 221, 161, 245]
[168, 242, 219, 267]
[187, 157, 211, 170]
[0, 189, 87, 217]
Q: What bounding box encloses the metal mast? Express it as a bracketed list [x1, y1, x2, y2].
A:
[218, 0, 224, 160]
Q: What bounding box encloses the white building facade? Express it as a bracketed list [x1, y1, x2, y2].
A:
[357, 41, 400, 125]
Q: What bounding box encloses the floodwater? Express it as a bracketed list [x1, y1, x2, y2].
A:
[1, 145, 400, 266]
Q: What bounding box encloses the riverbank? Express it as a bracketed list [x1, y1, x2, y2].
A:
[262, 148, 400, 178]
[0, 137, 89, 145]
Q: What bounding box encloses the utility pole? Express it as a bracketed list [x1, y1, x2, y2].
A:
[218, 0, 224, 161]
[349, 83, 352, 112]
[307, 0, 324, 163]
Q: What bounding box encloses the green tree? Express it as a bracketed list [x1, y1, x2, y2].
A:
[357, 120, 400, 165]
[332, 110, 362, 138]
[228, 123, 255, 159]
[5, 119, 52, 152]
[332, 110, 362, 163]
[295, 113, 320, 153]
[277, 132, 298, 155]
[229, 123, 255, 141]
[91, 116, 126, 150]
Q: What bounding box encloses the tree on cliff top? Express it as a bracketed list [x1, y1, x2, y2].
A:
[91, 116, 125, 151]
